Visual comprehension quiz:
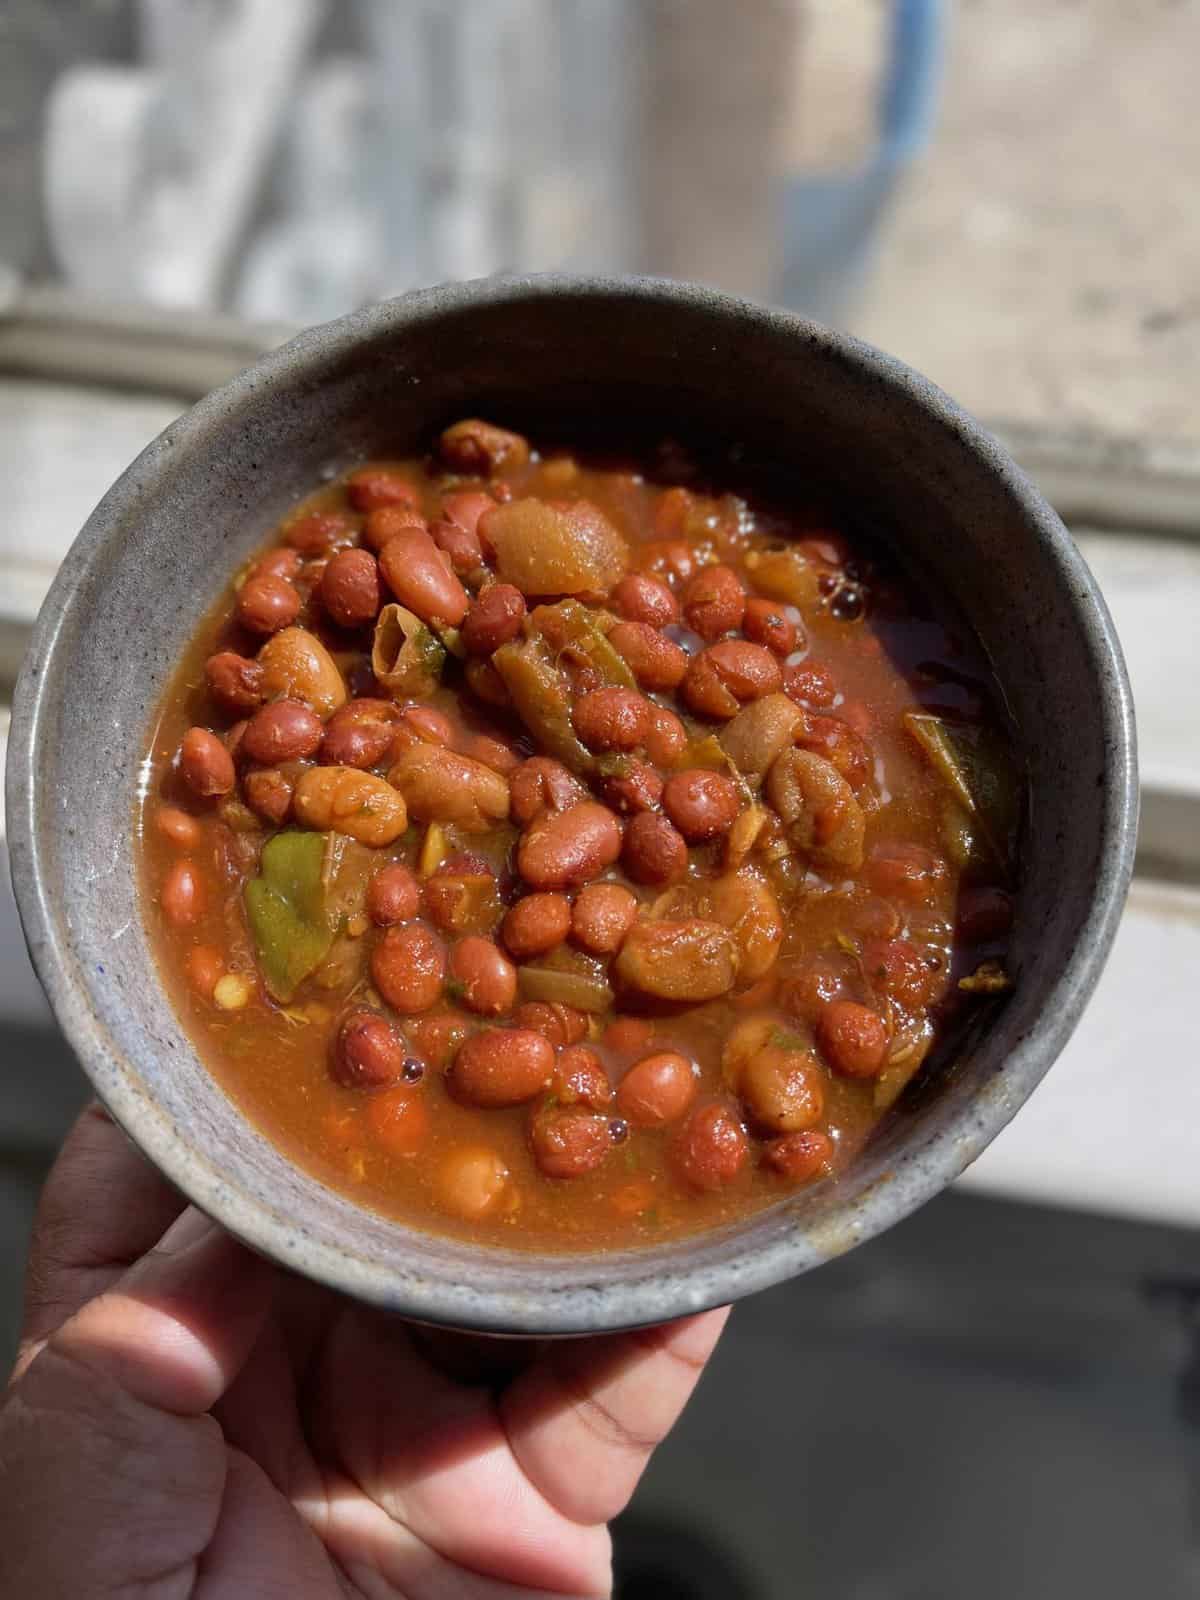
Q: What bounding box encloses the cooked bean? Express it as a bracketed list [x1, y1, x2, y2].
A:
[600, 759, 664, 816]
[243, 768, 294, 824]
[321, 698, 400, 768]
[435, 1145, 511, 1219]
[161, 859, 203, 925]
[518, 802, 622, 890]
[737, 1046, 825, 1133]
[742, 597, 798, 655]
[552, 1046, 613, 1110]
[766, 748, 865, 870]
[332, 1011, 405, 1088]
[406, 1011, 470, 1071]
[683, 640, 782, 719]
[530, 1106, 612, 1179]
[185, 944, 223, 998]
[764, 1129, 834, 1185]
[513, 1001, 588, 1048]
[798, 716, 873, 791]
[671, 1103, 748, 1190]
[242, 700, 322, 765]
[205, 651, 265, 714]
[390, 705, 454, 754]
[604, 1016, 656, 1058]
[367, 1089, 429, 1156]
[253, 547, 305, 583]
[612, 572, 679, 627]
[362, 505, 428, 554]
[643, 705, 688, 768]
[863, 938, 936, 1007]
[285, 509, 356, 553]
[180, 727, 235, 797]
[573, 688, 651, 752]
[818, 999, 889, 1077]
[154, 805, 201, 849]
[783, 660, 838, 709]
[236, 572, 300, 636]
[257, 626, 347, 717]
[294, 766, 408, 846]
[572, 883, 638, 954]
[371, 923, 446, 1013]
[448, 1027, 554, 1108]
[450, 936, 518, 1016]
[462, 584, 526, 655]
[439, 419, 530, 476]
[423, 858, 502, 936]
[615, 919, 738, 1001]
[510, 757, 587, 826]
[320, 548, 381, 629]
[389, 744, 510, 832]
[635, 537, 699, 587]
[379, 528, 469, 627]
[780, 957, 847, 1023]
[622, 813, 687, 885]
[608, 622, 688, 691]
[502, 893, 572, 960]
[681, 564, 745, 639]
[956, 886, 1014, 943]
[482, 497, 628, 599]
[460, 733, 520, 775]
[440, 489, 496, 539]
[431, 518, 485, 578]
[662, 769, 740, 842]
[347, 467, 420, 512]
[367, 864, 421, 926]
[865, 841, 947, 903]
[616, 1051, 697, 1127]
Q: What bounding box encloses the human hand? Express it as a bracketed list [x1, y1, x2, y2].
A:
[0, 1104, 727, 1598]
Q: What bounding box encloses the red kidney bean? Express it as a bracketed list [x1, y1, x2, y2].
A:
[865, 842, 948, 904]
[332, 1011, 406, 1088]
[367, 864, 421, 926]
[347, 467, 420, 512]
[783, 660, 838, 709]
[236, 572, 300, 636]
[671, 1103, 749, 1190]
[160, 859, 203, 925]
[513, 1002, 588, 1048]
[617, 1051, 697, 1126]
[603, 1016, 655, 1058]
[285, 509, 356, 552]
[459, 733, 521, 775]
[635, 537, 699, 588]
[510, 758, 586, 826]
[518, 802, 623, 890]
[362, 505, 428, 554]
[371, 923, 446, 1013]
[530, 1106, 612, 1179]
[781, 957, 848, 1023]
[389, 704, 454, 754]
[406, 1011, 469, 1071]
[180, 728, 235, 797]
[448, 1027, 554, 1108]
[863, 938, 937, 1008]
[572, 883, 638, 954]
[243, 768, 293, 824]
[435, 1145, 510, 1218]
[205, 651, 265, 714]
[450, 936, 518, 1016]
[683, 641, 782, 719]
[642, 705, 688, 768]
[438, 419, 530, 476]
[798, 716, 873, 790]
[153, 805, 201, 849]
[764, 1129, 834, 1185]
[502, 893, 572, 960]
[462, 584, 526, 655]
[320, 548, 381, 629]
[743, 597, 798, 654]
[818, 1000, 890, 1077]
[253, 547, 304, 582]
[612, 572, 679, 626]
[573, 688, 651, 752]
[552, 1045, 613, 1111]
[185, 945, 223, 998]
[367, 1089, 430, 1157]
[607, 622, 688, 691]
[379, 528, 469, 626]
[440, 490, 496, 539]
[622, 812, 687, 885]
[661, 769, 740, 841]
[601, 760, 664, 816]
[431, 519, 485, 577]
[320, 698, 400, 768]
[422, 858, 502, 936]
[956, 886, 1015, 943]
[242, 699, 322, 765]
[681, 564, 746, 639]
[739, 1047, 825, 1134]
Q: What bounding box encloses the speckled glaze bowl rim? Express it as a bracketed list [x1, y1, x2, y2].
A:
[7, 274, 1137, 1332]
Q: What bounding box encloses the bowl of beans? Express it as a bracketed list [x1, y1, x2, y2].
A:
[7, 276, 1136, 1333]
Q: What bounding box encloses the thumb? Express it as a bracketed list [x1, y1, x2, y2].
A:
[0, 1208, 275, 1598]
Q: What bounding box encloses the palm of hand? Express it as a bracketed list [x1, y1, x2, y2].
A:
[1, 1107, 725, 1599]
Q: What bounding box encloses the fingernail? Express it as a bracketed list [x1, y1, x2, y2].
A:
[153, 1207, 218, 1257]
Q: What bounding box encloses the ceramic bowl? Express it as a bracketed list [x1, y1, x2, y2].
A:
[6, 276, 1137, 1333]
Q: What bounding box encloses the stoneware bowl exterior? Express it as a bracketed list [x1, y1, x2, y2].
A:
[6, 276, 1137, 1335]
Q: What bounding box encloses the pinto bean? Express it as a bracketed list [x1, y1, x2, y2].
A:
[320, 548, 381, 629]
[371, 923, 446, 1013]
[462, 584, 526, 655]
[764, 1129, 834, 1185]
[643, 705, 688, 768]
[681, 564, 745, 639]
[683, 640, 783, 719]
[573, 688, 651, 752]
[205, 651, 265, 714]
[180, 728, 235, 797]
[622, 813, 687, 885]
[614, 919, 738, 1001]
[439, 419, 530, 476]
[662, 769, 740, 841]
[153, 805, 201, 849]
[671, 1103, 749, 1190]
[320, 698, 400, 768]
[236, 572, 300, 636]
[530, 1106, 612, 1179]
[552, 1046, 613, 1111]
[362, 505, 428, 554]
[294, 766, 408, 846]
[509, 757, 586, 826]
[518, 801, 622, 890]
[450, 936, 518, 1016]
[513, 1001, 588, 1048]
[367, 864, 421, 926]
[436, 1146, 511, 1219]
[616, 1051, 697, 1127]
[379, 529, 469, 626]
[389, 744, 510, 832]
[243, 767, 293, 824]
[160, 859, 203, 926]
[448, 1027, 554, 1108]
[743, 597, 798, 654]
[347, 467, 420, 512]
[332, 1011, 406, 1088]
[258, 626, 347, 717]
[571, 883, 638, 954]
[818, 1000, 890, 1077]
[612, 572, 679, 626]
[608, 622, 688, 691]
[502, 893, 572, 960]
[242, 699, 322, 765]
[737, 1046, 825, 1134]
